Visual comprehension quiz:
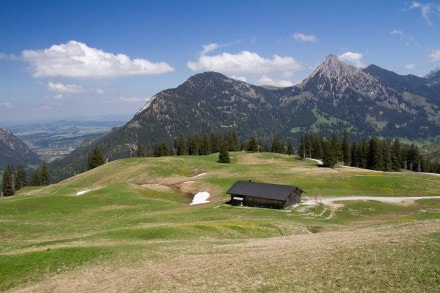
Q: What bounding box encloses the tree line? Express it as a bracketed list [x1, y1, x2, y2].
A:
[44, 129, 440, 191]
[1, 162, 50, 196]
[297, 131, 440, 173]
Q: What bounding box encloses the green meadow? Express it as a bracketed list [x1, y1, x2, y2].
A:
[1, 152, 439, 292]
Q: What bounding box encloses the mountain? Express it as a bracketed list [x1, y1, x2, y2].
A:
[50, 55, 440, 181]
[0, 128, 42, 171]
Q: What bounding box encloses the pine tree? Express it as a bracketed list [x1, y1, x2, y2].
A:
[391, 138, 402, 171]
[87, 146, 106, 170]
[227, 131, 238, 151]
[200, 132, 212, 155]
[176, 134, 189, 155]
[297, 135, 306, 159]
[342, 130, 351, 166]
[287, 143, 294, 156]
[218, 141, 230, 163]
[154, 142, 170, 157]
[367, 136, 384, 171]
[248, 137, 258, 152]
[40, 162, 50, 186]
[16, 164, 27, 190]
[2, 165, 15, 196]
[30, 168, 42, 186]
[210, 132, 223, 153]
[271, 136, 285, 154]
[382, 140, 392, 172]
[322, 139, 337, 168]
[136, 143, 145, 157]
[189, 133, 200, 155]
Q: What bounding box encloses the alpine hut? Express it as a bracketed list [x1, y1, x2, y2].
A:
[227, 180, 304, 209]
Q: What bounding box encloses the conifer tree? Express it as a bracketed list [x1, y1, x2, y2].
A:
[367, 136, 384, 170]
[271, 136, 285, 154]
[210, 132, 223, 153]
[87, 146, 106, 170]
[227, 130, 238, 151]
[322, 139, 337, 168]
[218, 141, 230, 163]
[342, 130, 351, 166]
[2, 165, 15, 196]
[136, 143, 145, 157]
[40, 162, 50, 186]
[287, 143, 294, 156]
[176, 134, 189, 155]
[391, 138, 402, 171]
[189, 133, 201, 155]
[297, 135, 306, 159]
[248, 136, 258, 153]
[16, 164, 27, 190]
[30, 168, 42, 186]
[382, 140, 392, 172]
[200, 132, 212, 155]
[154, 142, 170, 157]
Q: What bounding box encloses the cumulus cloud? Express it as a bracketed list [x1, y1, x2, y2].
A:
[22, 40, 175, 78]
[0, 102, 14, 109]
[258, 75, 293, 87]
[408, 1, 440, 25]
[48, 82, 84, 94]
[338, 51, 366, 68]
[118, 96, 147, 103]
[428, 49, 440, 62]
[292, 33, 318, 43]
[187, 50, 303, 73]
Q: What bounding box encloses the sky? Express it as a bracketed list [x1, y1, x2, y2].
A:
[1, 0, 440, 122]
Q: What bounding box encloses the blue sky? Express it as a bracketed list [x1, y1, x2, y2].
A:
[1, 0, 440, 122]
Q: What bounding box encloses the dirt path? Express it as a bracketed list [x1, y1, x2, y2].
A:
[302, 196, 440, 206]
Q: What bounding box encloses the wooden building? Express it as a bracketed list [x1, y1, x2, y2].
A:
[227, 180, 304, 209]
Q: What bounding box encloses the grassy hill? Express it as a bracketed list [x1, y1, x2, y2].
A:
[1, 153, 439, 291]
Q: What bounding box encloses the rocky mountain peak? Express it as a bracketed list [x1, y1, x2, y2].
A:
[299, 54, 383, 98]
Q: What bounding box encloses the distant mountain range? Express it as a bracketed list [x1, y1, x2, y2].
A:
[50, 54, 440, 181]
[0, 128, 42, 171]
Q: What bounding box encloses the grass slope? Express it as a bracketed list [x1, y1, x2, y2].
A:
[1, 152, 439, 292]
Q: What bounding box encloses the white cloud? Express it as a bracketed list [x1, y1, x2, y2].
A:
[338, 51, 366, 68]
[408, 1, 440, 25]
[390, 29, 416, 46]
[187, 50, 303, 74]
[201, 43, 219, 54]
[22, 40, 175, 78]
[0, 102, 14, 109]
[118, 96, 147, 103]
[231, 75, 247, 82]
[428, 49, 440, 62]
[48, 82, 84, 94]
[96, 88, 105, 95]
[405, 63, 416, 70]
[292, 33, 318, 43]
[258, 75, 293, 87]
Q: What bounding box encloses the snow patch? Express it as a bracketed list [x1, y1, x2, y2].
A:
[307, 158, 323, 165]
[192, 172, 206, 178]
[76, 190, 91, 196]
[190, 191, 211, 205]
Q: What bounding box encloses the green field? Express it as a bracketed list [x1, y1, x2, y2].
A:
[1, 153, 439, 292]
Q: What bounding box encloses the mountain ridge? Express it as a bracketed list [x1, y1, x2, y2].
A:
[0, 128, 42, 171]
[49, 55, 440, 181]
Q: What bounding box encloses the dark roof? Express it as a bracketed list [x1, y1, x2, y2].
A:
[227, 181, 302, 201]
